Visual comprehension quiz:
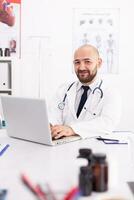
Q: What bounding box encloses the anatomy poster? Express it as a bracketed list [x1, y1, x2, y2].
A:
[72, 8, 120, 74]
[0, 0, 21, 58]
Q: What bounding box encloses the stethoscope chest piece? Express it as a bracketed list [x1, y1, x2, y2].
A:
[58, 82, 75, 110]
[58, 102, 65, 110]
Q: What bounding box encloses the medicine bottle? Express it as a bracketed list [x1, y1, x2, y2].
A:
[77, 148, 93, 165]
[92, 153, 108, 192]
[79, 166, 92, 196]
[4, 48, 10, 57]
[0, 48, 3, 56]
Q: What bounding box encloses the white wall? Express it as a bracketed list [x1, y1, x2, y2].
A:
[12, 0, 134, 131]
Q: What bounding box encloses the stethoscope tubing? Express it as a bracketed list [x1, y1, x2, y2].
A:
[62, 82, 75, 102]
[58, 82, 75, 110]
[92, 80, 103, 98]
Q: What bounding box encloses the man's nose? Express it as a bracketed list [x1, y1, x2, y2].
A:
[79, 61, 86, 69]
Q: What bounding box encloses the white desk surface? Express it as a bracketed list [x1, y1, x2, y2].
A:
[0, 130, 134, 200]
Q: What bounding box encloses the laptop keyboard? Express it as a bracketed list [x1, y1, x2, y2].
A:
[52, 135, 81, 145]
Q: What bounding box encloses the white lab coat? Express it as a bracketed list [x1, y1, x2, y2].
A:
[48, 78, 122, 139]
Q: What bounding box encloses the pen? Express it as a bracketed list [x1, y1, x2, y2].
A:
[46, 183, 57, 200]
[21, 174, 47, 200]
[96, 137, 119, 142]
[36, 185, 47, 200]
[103, 140, 128, 145]
[63, 187, 79, 200]
[0, 144, 10, 156]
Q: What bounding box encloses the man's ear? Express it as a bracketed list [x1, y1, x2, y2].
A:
[98, 58, 102, 68]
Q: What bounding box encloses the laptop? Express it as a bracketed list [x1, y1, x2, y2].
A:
[1, 96, 81, 146]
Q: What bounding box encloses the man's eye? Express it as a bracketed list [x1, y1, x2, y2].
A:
[74, 61, 80, 65]
[85, 60, 92, 64]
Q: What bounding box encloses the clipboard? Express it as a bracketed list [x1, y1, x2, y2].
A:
[96, 136, 128, 145]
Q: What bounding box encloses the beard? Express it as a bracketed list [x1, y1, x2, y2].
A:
[76, 67, 97, 83]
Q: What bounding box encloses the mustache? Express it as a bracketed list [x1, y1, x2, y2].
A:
[78, 70, 90, 73]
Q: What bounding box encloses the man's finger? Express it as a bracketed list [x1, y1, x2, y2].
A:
[54, 131, 65, 139]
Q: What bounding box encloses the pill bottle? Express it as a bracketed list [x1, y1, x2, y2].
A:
[79, 166, 92, 196]
[92, 153, 108, 192]
[4, 48, 10, 56]
[0, 48, 3, 56]
[77, 148, 93, 165]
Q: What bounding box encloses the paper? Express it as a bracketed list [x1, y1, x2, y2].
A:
[96, 131, 130, 144]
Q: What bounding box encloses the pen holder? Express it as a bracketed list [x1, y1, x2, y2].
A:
[0, 120, 6, 129]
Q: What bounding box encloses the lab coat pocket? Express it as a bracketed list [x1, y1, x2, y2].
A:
[84, 102, 103, 119]
[62, 103, 74, 124]
[92, 101, 103, 117]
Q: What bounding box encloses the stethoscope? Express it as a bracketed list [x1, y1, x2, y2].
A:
[58, 80, 103, 110]
[58, 82, 75, 110]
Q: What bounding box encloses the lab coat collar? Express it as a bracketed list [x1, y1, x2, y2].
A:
[76, 75, 101, 92]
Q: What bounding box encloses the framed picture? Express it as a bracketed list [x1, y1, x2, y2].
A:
[73, 8, 120, 74]
[0, 0, 21, 58]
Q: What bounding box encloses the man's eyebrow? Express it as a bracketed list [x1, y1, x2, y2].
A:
[74, 59, 79, 61]
[74, 58, 95, 62]
[83, 58, 93, 60]
[73, 59, 80, 63]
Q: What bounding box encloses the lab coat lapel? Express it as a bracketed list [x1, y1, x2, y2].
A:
[67, 82, 77, 118]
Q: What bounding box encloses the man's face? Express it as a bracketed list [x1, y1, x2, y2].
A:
[73, 47, 102, 84]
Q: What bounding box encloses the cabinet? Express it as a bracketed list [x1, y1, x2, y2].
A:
[0, 60, 12, 95]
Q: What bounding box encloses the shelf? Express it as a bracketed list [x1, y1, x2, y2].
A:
[0, 60, 12, 96]
[0, 89, 12, 91]
[0, 90, 12, 95]
[0, 57, 11, 61]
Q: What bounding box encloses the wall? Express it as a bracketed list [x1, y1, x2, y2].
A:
[12, 0, 134, 131]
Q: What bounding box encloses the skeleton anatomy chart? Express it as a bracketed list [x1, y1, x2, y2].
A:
[72, 8, 120, 74]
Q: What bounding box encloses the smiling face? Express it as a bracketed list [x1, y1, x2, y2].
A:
[73, 45, 102, 84]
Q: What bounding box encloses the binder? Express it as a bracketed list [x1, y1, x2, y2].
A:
[0, 61, 11, 90]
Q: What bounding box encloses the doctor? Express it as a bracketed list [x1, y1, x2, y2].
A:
[49, 44, 122, 139]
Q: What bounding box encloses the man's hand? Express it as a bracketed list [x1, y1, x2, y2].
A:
[51, 125, 76, 139]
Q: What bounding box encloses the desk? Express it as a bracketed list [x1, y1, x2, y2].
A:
[0, 130, 134, 200]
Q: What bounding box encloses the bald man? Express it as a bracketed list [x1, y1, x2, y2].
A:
[49, 44, 122, 139]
